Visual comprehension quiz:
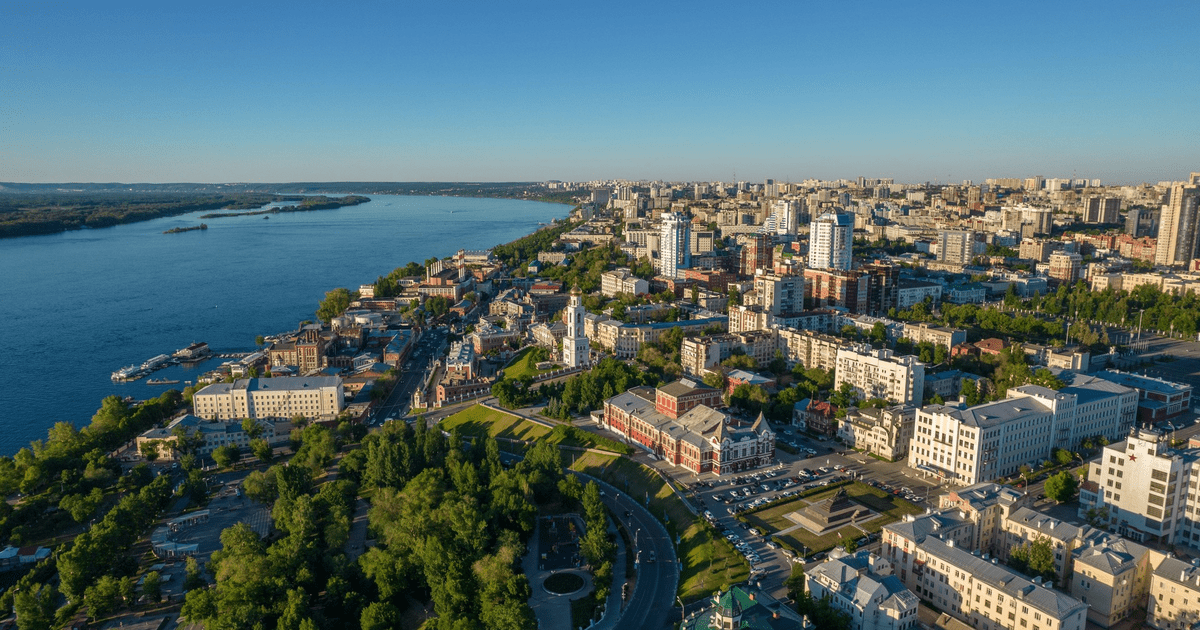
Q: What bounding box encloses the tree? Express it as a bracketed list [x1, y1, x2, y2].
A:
[143, 571, 163, 602]
[842, 537, 858, 553]
[241, 418, 264, 440]
[316, 287, 354, 323]
[786, 562, 806, 602]
[212, 445, 238, 468]
[185, 555, 206, 591]
[84, 574, 121, 620]
[361, 601, 401, 630]
[1054, 448, 1075, 466]
[960, 378, 979, 406]
[1044, 470, 1079, 503]
[1018, 464, 1034, 488]
[250, 438, 273, 463]
[1009, 537, 1057, 584]
[140, 439, 161, 461]
[14, 583, 56, 630]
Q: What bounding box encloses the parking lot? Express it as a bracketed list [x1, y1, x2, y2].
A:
[169, 480, 271, 563]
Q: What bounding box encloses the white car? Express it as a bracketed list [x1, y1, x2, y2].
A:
[704, 510, 714, 519]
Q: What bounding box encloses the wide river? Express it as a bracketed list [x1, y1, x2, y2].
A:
[0, 194, 570, 455]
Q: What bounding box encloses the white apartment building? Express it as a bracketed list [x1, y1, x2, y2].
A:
[900, 537, 1087, 630]
[809, 212, 853, 270]
[834, 345, 925, 405]
[938, 230, 978, 266]
[897, 279, 943, 308]
[193, 376, 344, 421]
[752, 272, 804, 316]
[767, 199, 802, 235]
[600, 267, 649, 297]
[1079, 428, 1200, 549]
[806, 549, 919, 630]
[658, 212, 691, 279]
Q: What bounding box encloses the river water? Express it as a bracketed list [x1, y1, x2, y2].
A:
[0, 194, 569, 455]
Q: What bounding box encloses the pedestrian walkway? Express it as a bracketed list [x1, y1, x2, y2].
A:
[589, 516, 628, 630]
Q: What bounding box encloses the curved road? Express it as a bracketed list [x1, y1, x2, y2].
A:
[574, 473, 678, 630]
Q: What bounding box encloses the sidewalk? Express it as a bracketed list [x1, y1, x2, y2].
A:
[590, 516, 629, 630]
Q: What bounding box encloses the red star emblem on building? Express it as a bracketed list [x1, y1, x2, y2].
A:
[1128, 454, 1137, 461]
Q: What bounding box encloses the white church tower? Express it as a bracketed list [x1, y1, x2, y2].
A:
[563, 286, 589, 368]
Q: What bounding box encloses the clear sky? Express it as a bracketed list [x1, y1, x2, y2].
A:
[2, 0, 1198, 184]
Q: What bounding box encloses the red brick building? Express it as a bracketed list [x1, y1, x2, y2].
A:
[601, 380, 775, 475]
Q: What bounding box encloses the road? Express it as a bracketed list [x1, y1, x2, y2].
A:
[371, 327, 448, 423]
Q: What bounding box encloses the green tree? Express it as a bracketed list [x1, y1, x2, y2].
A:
[143, 571, 162, 602]
[1009, 537, 1057, 583]
[361, 601, 401, 630]
[84, 574, 121, 620]
[185, 555, 206, 591]
[14, 583, 56, 630]
[316, 287, 354, 323]
[140, 439, 161, 461]
[241, 418, 264, 440]
[250, 438, 273, 463]
[212, 445, 239, 468]
[1044, 470, 1079, 503]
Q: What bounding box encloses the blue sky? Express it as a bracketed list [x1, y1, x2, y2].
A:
[2, 0, 1198, 184]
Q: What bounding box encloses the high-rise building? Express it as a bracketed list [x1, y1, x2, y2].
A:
[834, 345, 924, 405]
[863, 262, 900, 316]
[562, 286, 589, 368]
[658, 212, 691, 279]
[1083, 196, 1121, 224]
[741, 233, 772, 276]
[1154, 173, 1200, 267]
[767, 199, 801, 235]
[808, 212, 853, 270]
[752, 272, 804, 316]
[937, 230, 977, 266]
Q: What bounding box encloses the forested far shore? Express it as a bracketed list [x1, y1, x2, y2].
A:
[0, 193, 305, 238]
[198, 195, 370, 218]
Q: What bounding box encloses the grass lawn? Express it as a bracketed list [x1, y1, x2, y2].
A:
[439, 404, 550, 441]
[543, 425, 633, 455]
[745, 482, 925, 556]
[565, 452, 749, 603]
[502, 346, 556, 381]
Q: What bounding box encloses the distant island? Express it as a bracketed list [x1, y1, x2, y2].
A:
[198, 195, 370, 218]
[0, 192, 372, 238]
[163, 223, 208, 234]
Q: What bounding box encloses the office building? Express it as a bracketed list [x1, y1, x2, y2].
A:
[838, 404, 917, 461]
[834, 345, 925, 405]
[659, 212, 691, 278]
[1078, 428, 1200, 548]
[809, 212, 853, 271]
[1155, 173, 1200, 267]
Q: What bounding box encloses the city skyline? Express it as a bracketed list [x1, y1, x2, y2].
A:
[3, 1, 1198, 184]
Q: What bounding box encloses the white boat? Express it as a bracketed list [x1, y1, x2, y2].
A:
[141, 354, 172, 370]
[112, 365, 141, 380]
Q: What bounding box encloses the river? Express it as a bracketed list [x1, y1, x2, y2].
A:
[0, 194, 570, 455]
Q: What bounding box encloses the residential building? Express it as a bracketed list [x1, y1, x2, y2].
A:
[805, 268, 868, 312]
[894, 537, 1087, 630]
[945, 283, 987, 304]
[725, 369, 776, 395]
[1147, 556, 1200, 630]
[1020, 238, 1057, 263]
[679, 331, 776, 376]
[809, 212, 853, 271]
[467, 321, 521, 355]
[1154, 173, 1200, 267]
[1083, 197, 1121, 224]
[1071, 534, 1162, 628]
[999, 507, 1090, 583]
[795, 398, 837, 435]
[938, 230, 978, 266]
[530, 320, 566, 349]
[192, 376, 344, 421]
[806, 549, 919, 630]
[834, 345, 925, 405]
[659, 212, 691, 278]
[741, 233, 773, 276]
[562, 287, 589, 368]
[838, 404, 917, 461]
[1078, 428, 1200, 548]
[776, 328, 844, 373]
[600, 267, 649, 297]
[897, 279, 943, 308]
[588, 316, 727, 359]
[752, 272, 804, 316]
[864, 262, 901, 316]
[600, 380, 775, 475]
[902, 323, 966, 350]
[1048, 252, 1083, 284]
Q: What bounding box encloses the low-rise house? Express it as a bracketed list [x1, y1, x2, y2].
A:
[794, 398, 836, 435]
[806, 549, 919, 630]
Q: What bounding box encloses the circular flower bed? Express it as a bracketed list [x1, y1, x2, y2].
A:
[544, 572, 584, 594]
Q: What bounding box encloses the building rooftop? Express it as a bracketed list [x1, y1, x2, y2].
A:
[921, 396, 1052, 429]
[919, 537, 1087, 619]
[1093, 370, 1192, 396]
